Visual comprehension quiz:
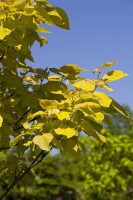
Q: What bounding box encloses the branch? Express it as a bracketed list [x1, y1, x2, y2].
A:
[11, 107, 31, 129]
[0, 148, 51, 200]
[0, 53, 4, 62]
[0, 147, 10, 151]
[13, 115, 40, 131]
[1, 92, 15, 102]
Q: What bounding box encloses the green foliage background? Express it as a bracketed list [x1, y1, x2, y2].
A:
[2, 106, 132, 200]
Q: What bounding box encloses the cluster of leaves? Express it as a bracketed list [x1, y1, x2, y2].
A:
[5, 109, 133, 200]
[0, 0, 130, 198]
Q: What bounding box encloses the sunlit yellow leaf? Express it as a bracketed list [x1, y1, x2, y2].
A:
[33, 133, 53, 151]
[73, 80, 95, 92]
[31, 123, 44, 130]
[97, 81, 114, 92]
[103, 60, 117, 68]
[48, 75, 61, 81]
[80, 108, 104, 123]
[97, 132, 106, 142]
[24, 76, 39, 84]
[94, 91, 112, 107]
[0, 115, 3, 127]
[37, 26, 50, 33]
[75, 102, 100, 109]
[47, 109, 60, 116]
[55, 127, 77, 138]
[0, 26, 12, 40]
[93, 67, 102, 73]
[23, 121, 30, 129]
[28, 111, 47, 120]
[102, 70, 128, 82]
[57, 111, 71, 120]
[39, 99, 58, 110]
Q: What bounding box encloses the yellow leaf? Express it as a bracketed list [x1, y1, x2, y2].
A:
[39, 99, 58, 110]
[75, 102, 100, 109]
[102, 70, 128, 82]
[97, 132, 106, 142]
[0, 115, 3, 127]
[80, 108, 104, 123]
[31, 123, 44, 130]
[94, 91, 112, 107]
[57, 111, 71, 120]
[47, 109, 60, 116]
[33, 133, 53, 151]
[93, 67, 102, 73]
[97, 80, 114, 92]
[55, 127, 77, 138]
[28, 111, 47, 120]
[48, 75, 61, 81]
[103, 60, 117, 68]
[73, 80, 95, 92]
[23, 121, 30, 129]
[0, 26, 12, 40]
[24, 76, 39, 84]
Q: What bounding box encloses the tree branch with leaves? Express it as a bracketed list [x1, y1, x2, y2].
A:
[0, 0, 130, 199]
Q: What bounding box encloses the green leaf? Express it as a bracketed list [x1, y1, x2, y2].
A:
[47, 7, 70, 30]
[0, 115, 3, 127]
[110, 99, 130, 118]
[102, 70, 128, 82]
[73, 80, 95, 92]
[33, 133, 53, 151]
[10, 133, 29, 149]
[81, 119, 106, 142]
[36, 5, 52, 25]
[55, 127, 77, 138]
[54, 7, 70, 30]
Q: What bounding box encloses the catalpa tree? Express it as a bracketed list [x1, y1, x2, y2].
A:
[0, 0, 130, 199]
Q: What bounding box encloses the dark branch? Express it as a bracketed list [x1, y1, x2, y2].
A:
[0, 53, 4, 62]
[11, 107, 31, 129]
[0, 147, 10, 151]
[0, 148, 51, 200]
[13, 115, 40, 131]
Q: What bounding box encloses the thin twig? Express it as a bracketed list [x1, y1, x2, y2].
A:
[13, 115, 40, 131]
[11, 107, 31, 129]
[0, 147, 10, 151]
[0, 53, 4, 62]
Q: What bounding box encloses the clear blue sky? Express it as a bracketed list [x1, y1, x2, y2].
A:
[31, 0, 133, 109]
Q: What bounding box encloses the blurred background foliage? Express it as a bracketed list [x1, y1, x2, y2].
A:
[1, 105, 133, 200]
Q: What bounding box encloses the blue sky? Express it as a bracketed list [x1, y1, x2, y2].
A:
[31, 0, 133, 109]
